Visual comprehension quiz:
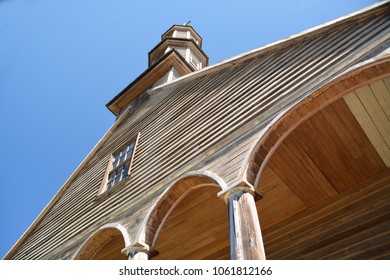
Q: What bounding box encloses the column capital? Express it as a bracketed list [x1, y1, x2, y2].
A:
[121, 242, 158, 259]
[218, 180, 262, 204]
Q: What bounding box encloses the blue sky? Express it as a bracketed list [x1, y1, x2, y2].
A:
[0, 0, 378, 259]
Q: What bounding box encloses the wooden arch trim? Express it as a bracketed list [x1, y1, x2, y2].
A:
[73, 223, 130, 260]
[136, 171, 227, 250]
[243, 57, 390, 191]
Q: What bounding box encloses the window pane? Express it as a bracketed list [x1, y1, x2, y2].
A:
[112, 154, 120, 168]
[124, 162, 130, 173]
[119, 154, 125, 165]
[106, 140, 136, 191]
[114, 175, 121, 185]
[126, 149, 133, 160]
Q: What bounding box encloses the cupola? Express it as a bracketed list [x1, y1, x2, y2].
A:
[106, 23, 208, 116]
[149, 24, 208, 70]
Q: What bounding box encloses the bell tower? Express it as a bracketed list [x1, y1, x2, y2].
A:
[106, 23, 208, 116]
[149, 23, 208, 70]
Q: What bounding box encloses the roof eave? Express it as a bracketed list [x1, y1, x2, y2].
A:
[107, 50, 195, 116]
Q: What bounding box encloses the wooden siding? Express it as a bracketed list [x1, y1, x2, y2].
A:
[6, 4, 390, 259]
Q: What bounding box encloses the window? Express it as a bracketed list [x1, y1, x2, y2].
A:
[174, 30, 189, 39]
[100, 135, 139, 194]
[189, 52, 201, 70]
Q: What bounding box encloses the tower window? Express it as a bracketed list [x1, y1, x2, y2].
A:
[174, 30, 188, 39]
[189, 52, 201, 69]
[99, 134, 139, 194]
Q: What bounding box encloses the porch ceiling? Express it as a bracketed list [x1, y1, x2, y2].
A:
[256, 77, 390, 259]
[150, 78, 390, 260]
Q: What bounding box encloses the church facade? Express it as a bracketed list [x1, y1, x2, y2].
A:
[5, 1, 390, 260]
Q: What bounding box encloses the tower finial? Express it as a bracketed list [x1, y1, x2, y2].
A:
[183, 20, 191, 26]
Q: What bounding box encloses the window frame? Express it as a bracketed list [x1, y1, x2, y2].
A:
[98, 133, 140, 195]
[189, 52, 202, 70]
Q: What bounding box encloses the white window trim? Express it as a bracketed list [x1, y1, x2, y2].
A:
[185, 47, 190, 61]
[167, 66, 175, 82]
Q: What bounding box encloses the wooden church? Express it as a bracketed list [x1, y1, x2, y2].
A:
[5, 1, 390, 260]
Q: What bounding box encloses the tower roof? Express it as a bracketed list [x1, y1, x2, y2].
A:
[107, 24, 209, 116]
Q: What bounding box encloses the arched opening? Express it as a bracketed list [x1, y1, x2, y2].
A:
[250, 74, 390, 259]
[154, 186, 229, 259]
[74, 227, 127, 260]
[143, 173, 229, 259]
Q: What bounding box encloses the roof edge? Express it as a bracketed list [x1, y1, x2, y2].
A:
[106, 49, 195, 115]
[161, 24, 203, 42]
[151, 1, 389, 92]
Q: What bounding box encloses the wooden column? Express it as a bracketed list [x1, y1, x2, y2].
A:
[127, 250, 149, 260]
[228, 190, 266, 260]
[122, 243, 157, 260]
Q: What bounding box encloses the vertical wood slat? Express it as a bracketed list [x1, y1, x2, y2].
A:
[343, 88, 390, 167]
[355, 86, 390, 147]
[370, 79, 390, 119]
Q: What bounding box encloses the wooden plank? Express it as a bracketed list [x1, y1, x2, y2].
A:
[323, 98, 385, 176]
[256, 166, 306, 229]
[270, 200, 390, 259]
[339, 236, 390, 260]
[370, 79, 390, 120]
[263, 169, 390, 260]
[344, 90, 390, 167]
[92, 235, 127, 260]
[269, 143, 331, 206]
[153, 186, 230, 260]
[263, 169, 390, 246]
[266, 186, 389, 257]
[383, 76, 390, 94]
[321, 228, 390, 260]
[302, 220, 389, 259]
[356, 85, 390, 147]
[293, 98, 386, 191]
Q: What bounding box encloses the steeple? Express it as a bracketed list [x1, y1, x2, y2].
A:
[106, 24, 208, 116]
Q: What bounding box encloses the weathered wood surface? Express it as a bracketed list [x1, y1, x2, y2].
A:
[344, 78, 390, 167]
[6, 3, 390, 259]
[263, 169, 390, 259]
[153, 187, 229, 260]
[229, 191, 265, 260]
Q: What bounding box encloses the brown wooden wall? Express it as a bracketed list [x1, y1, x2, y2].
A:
[263, 169, 390, 260]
